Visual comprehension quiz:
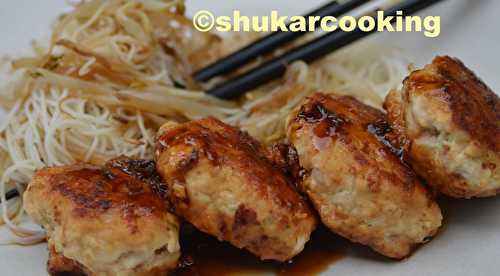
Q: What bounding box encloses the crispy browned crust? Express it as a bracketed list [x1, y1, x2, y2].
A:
[385, 56, 500, 198]
[155, 117, 316, 261]
[25, 157, 180, 276]
[31, 158, 168, 232]
[291, 93, 434, 199]
[409, 149, 479, 198]
[265, 143, 305, 191]
[406, 56, 499, 152]
[155, 118, 313, 216]
[48, 245, 89, 276]
[47, 246, 175, 276]
[383, 89, 409, 155]
[155, 118, 308, 211]
[287, 93, 442, 259]
[291, 93, 406, 168]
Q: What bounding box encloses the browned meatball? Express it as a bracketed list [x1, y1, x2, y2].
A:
[155, 118, 316, 262]
[286, 93, 442, 259]
[384, 56, 500, 198]
[24, 157, 181, 276]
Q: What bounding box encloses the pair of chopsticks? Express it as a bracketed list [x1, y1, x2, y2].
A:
[194, 0, 444, 100]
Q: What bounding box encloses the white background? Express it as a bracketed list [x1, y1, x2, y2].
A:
[0, 1, 499, 275]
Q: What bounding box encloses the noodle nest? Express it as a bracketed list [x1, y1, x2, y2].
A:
[0, 0, 408, 244]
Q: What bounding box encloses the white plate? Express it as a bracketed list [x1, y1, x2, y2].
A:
[0, 1, 499, 275]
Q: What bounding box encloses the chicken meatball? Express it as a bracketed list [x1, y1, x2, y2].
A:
[154, 117, 316, 262]
[286, 93, 442, 259]
[384, 56, 500, 198]
[23, 157, 181, 276]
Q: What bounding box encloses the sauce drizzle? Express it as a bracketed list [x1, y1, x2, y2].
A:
[297, 102, 347, 139]
[173, 225, 348, 276]
[367, 120, 405, 160]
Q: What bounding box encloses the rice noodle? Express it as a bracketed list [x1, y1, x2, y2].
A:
[0, 0, 408, 244]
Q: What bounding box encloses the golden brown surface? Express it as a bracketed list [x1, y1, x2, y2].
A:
[287, 93, 442, 259]
[47, 245, 89, 276]
[385, 56, 500, 198]
[23, 157, 180, 276]
[155, 118, 316, 262]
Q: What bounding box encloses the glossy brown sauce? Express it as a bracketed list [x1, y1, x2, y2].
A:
[156, 117, 314, 214]
[173, 225, 349, 276]
[367, 119, 405, 160]
[266, 144, 306, 190]
[297, 96, 406, 162]
[297, 102, 347, 139]
[49, 167, 162, 215]
[155, 119, 268, 186]
[44, 159, 168, 233]
[109, 157, 168, 198]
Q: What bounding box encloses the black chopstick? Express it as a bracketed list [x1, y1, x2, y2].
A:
[193, 0, 370, 82]
[206, 0, 443, 100]
[0, 188, 19, 203]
